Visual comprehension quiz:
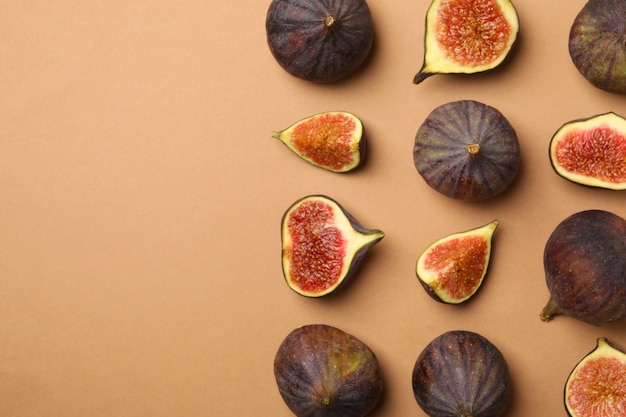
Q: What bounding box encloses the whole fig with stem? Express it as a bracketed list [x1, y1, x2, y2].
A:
[540, 209, 626, 325]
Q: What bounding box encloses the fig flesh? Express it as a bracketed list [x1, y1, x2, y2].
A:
[272, 112, 365, 173]
[414, 0, 519, 84]
[281, 195, 384, 297]
[274, 324, 383, 417]
[569, 0, 626, 94]
[412, 330, 511, 417]
[565, 337, 626, 417]
[549, 112, 626, 190]
[416, 220, 499, 304]
[266, 0, 374, 83]
[413, 100, 521, 202]
[540, 209, 626, 325]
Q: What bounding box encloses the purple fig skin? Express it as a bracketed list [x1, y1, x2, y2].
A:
[412, 330, 511, 417]
[266, 0, 374, 83]
[413, 100, 521, 202]
[569, 0, 626, 94]
[541, 210, 626, 325]
[274, 324, 383, 417]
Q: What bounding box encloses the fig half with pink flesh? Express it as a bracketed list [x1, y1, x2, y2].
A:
[549, 112, 626, 190]
[272, 112, 365, 173]
[565, 337, 626, 417]
[281, 195, 384, 297]
[274, 324, 383, 417]
[416, 220, 499, 304]
[414, 0, 519, 84]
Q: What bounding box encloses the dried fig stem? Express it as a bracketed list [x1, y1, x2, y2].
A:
[540, 297, 562, 322]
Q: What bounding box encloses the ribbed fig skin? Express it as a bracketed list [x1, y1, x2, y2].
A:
[569, 0, 626, 94]
[266, 0, 374, 83]
[543, 210, 626, 325]
[412, 330, 511, 417]
[414, 100, 520, 202]
[274, 324, 383, 417]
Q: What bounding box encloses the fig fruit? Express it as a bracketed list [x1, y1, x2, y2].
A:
[416, 220, 499, 304]
[549, 112, 626, 190]
[565, 337, 626, 417]
[413, 100, 521, 202]
[266, 0, 374, 83]
[272, 112, 365, 173]
[540, 209, 626, 325]
[281, 195, 384, 297]
[274, 324, 383, 417]
[412, 330, 511, 417]
[569, 0, 626, 94]
[414, 0, 520, 84]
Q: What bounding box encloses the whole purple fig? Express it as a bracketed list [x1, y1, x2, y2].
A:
[540, 209, 626, 325]
[412, 330, 511, 417]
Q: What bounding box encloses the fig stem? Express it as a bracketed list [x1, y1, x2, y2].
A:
[540, 297, 562, 322]
[324, 15, 335, 28]
[467, 143, 480, 156]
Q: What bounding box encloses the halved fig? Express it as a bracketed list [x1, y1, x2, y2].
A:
[549, 112, 626, 190]
[565, 337, 626, 417]
[412, 330, 511, 417]
[281, 195, 384, 297]
[274, 324, 383, 417]
[272, 112, 365, 173]
[416, 220, 499, 304]
[413, 100, 521, 202]
[569, 0, 626, 94]
[414, 0, 520, 84]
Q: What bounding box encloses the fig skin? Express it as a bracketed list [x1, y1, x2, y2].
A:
[274, 324, 383, 417]
[569, 0, 626, 94]
[266, 0, 374, 83]
[565, 337, 626, 417]
[540, 210, 626, 325]
[281, 195, 384, 298]
[413, 100, 521, 202]
[412, 330, 511, 417]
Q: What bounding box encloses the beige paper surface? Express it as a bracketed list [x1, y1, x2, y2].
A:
[1, 1, 625, 416]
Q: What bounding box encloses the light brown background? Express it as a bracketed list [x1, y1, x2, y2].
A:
[1, 1, 625, 416]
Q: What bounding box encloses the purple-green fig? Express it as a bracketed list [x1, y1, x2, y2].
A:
[569, 0, 626, 94]
[274, 324, 383, 417]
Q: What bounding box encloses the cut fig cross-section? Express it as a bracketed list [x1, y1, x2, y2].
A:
[549, 112, 626, 190]
[414, 0, 520, 84]
[565, 337, 626, 417]
[281, 195, 384, 297]
[416, 220, 499, 304]
[272, 111, 366, 173]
